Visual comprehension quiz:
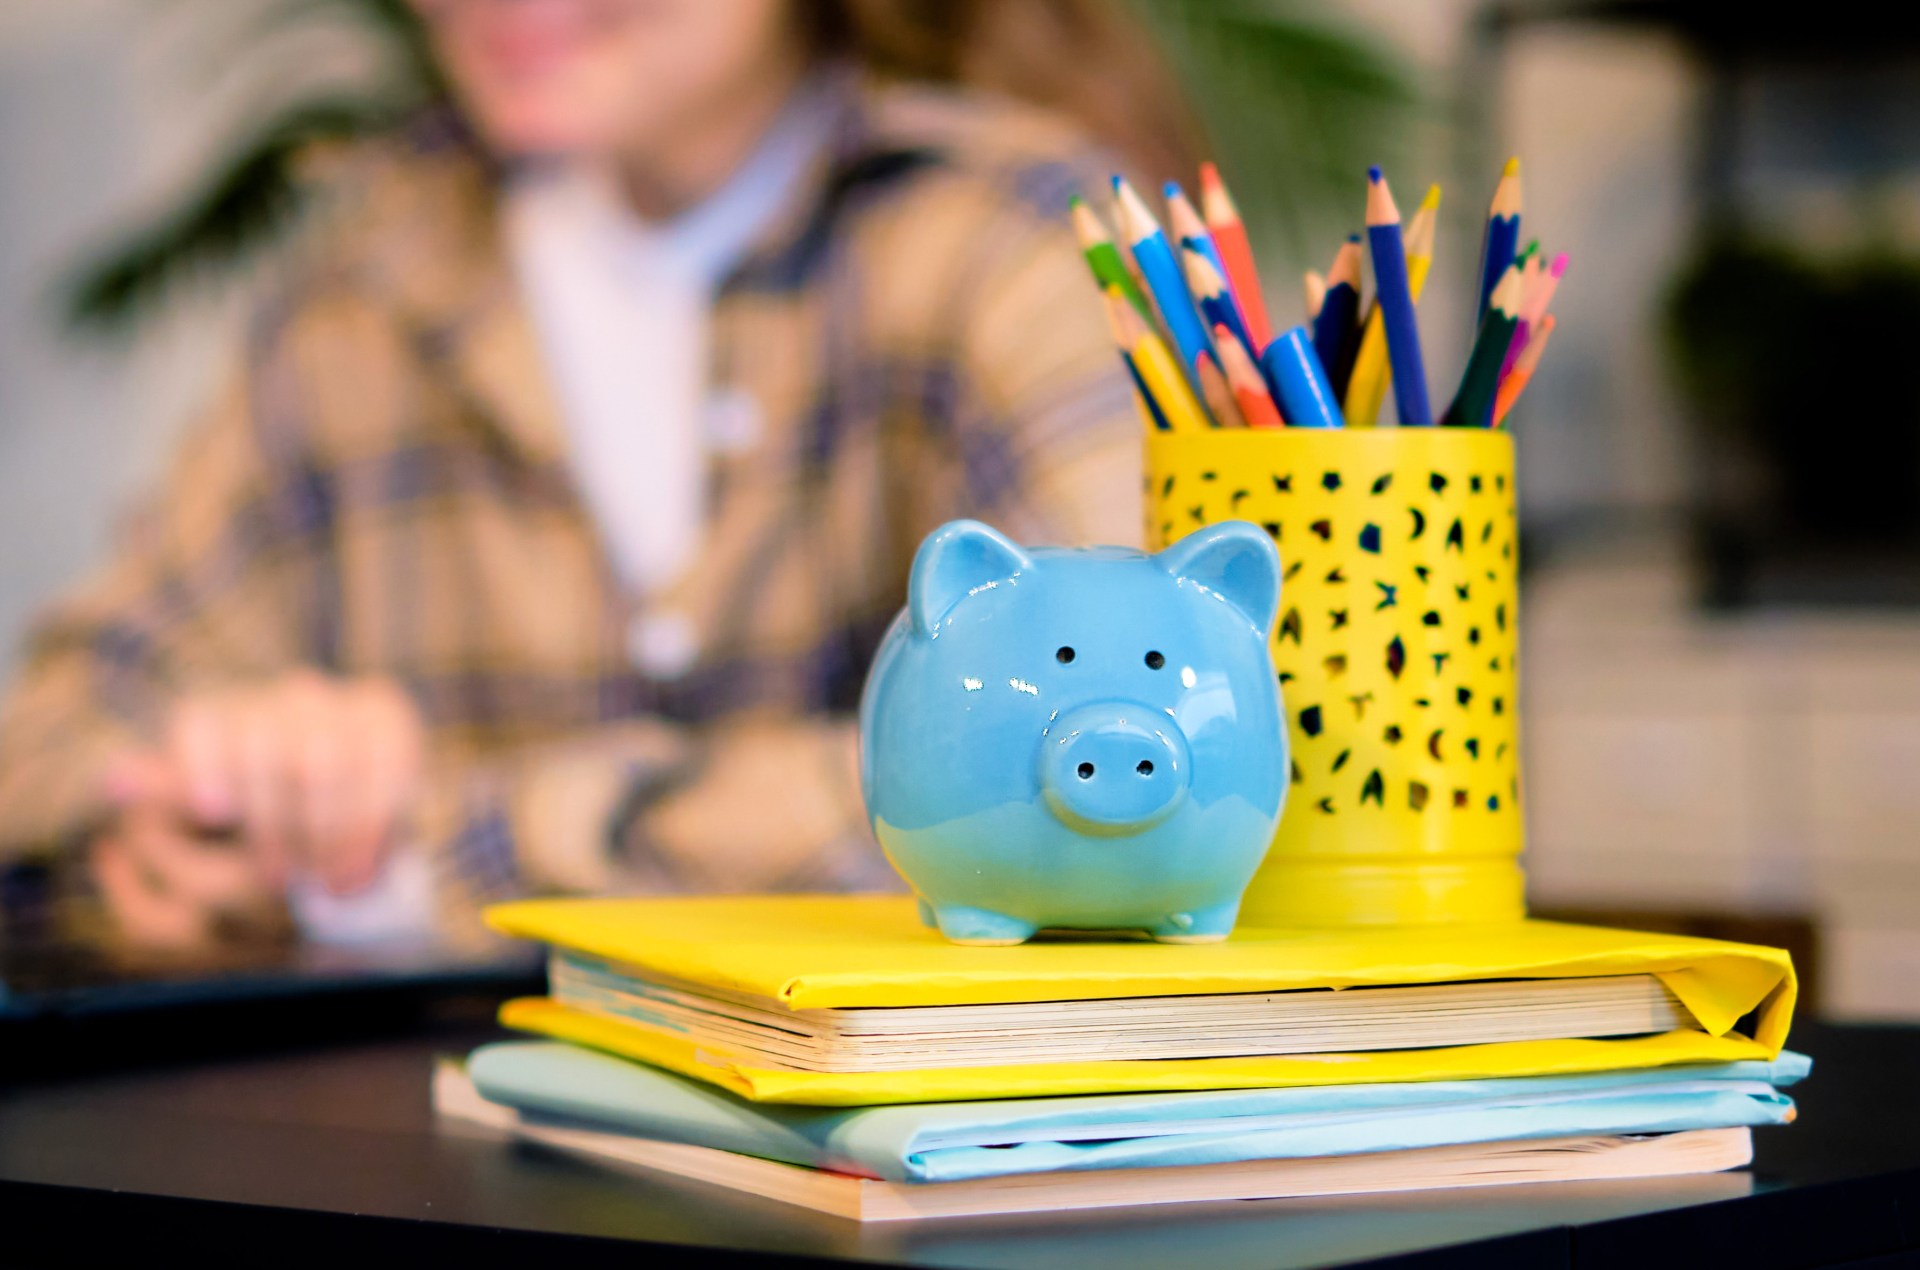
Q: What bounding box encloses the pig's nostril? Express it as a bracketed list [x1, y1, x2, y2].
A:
[1077, 762, 1095, 780]
[1136, 760, 1154, 776]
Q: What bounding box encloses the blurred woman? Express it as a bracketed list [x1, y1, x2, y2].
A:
[0, 0, 1199, 948]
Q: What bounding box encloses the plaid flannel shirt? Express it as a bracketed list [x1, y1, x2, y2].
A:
[0, 74, 1142, 941]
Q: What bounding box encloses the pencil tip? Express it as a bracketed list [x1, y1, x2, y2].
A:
[1162, 179, 1185, 202]
[1368, 165, 1383, 183]
[1347, 232, 1362, 244]
[1422, 184, 1442, 207]
[1200, 161, 1219, 186]
[1503, 156, 1521, 177]
[1550, 252, 1570, 275]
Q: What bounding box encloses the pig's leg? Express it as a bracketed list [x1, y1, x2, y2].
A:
[930, 905, 1038, 946]
[1149, 899, 1241, 944]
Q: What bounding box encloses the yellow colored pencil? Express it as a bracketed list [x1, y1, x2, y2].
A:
[1109, 286, 1209, 433]
[1103, 290, 1165, 433]
[1345, 183, 1440, 428]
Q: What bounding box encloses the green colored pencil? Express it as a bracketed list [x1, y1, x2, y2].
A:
[1443, 264, 1523, 427]
[1070, 196, 1154, 323]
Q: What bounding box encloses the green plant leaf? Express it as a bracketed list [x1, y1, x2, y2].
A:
[1132, 0, 1420, 263]
[60, 95, 405, 337]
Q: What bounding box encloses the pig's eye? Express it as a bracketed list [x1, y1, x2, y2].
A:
[1144, 650, 1166, 670]
[1055, 646, 1076, 664]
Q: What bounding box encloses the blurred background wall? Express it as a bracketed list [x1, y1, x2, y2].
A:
[4, 0, 1918, 1016]
[0, 2, 237, 671]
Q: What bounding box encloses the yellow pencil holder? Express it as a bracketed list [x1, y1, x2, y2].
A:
[1145, 429, 1526, 927]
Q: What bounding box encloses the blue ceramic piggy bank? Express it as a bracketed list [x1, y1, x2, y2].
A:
[859, 519, 1288, 945]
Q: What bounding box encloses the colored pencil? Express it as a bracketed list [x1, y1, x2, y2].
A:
[1528, 252, 1567, 322]
[1181, 246, 1253, 356]
[1261, 324, 1346, 429]
[1475, 157, 1522, 322]
[1404, 191, 1441, 279]
[1303, 270, 1327, 322]
[1212, 323, 1284, 428]
[1071, 196, 1154, 323]
[1113, 176, 1216, 388]
[1165, 182, 1225, 278]
[1170, 184, 1258, 397]
[1103, 288, 1170, 432]
[1361, 167, 1433, 430]
[1493, 313, 1554, 428]
[1345, 183, 1439, 428]
[1199, 162, 1273, 350]
[1194, 349, 1246, 428]
[1312, 235, 1364, 398]
[1107, 285, 1209, 434]
[1503, 251, 1568, 381]
[1445, 264, 1524, 427]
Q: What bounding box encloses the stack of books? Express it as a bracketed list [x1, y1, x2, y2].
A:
[434, 895, 1804, 1222]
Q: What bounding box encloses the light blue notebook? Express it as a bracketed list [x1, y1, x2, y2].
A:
[466, 1041, 1807, 1183]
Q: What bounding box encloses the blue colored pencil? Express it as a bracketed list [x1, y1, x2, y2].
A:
[1364, 166, 1433, 428]
[1113, 176, 1215, 388]
[1311, 236, 1363, 398]
[1261, 325, 1346, 429]
[1165, 181, 1229, 282]
[1475, 157, 1522, 322]
[1124, 355, 1172, 431]
[1180, 246, 1254, 360]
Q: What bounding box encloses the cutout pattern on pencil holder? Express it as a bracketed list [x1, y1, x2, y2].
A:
[1146, 429, 1525, 928]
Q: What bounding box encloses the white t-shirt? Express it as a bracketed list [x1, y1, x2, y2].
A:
[502, 78, 838, 598]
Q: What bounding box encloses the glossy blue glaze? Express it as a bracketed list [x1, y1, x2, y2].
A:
[859, 519, 1288, 945]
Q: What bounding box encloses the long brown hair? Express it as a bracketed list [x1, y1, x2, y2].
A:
[803, 0, 1204, 182]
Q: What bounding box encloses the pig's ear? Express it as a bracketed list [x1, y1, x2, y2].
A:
[1155, 521, 1282, 638]
[909, 520, 1033, 636]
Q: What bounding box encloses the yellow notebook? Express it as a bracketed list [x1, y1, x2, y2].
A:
[487, 895, 1795, 1106]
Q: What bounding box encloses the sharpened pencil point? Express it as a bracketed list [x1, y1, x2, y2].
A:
[1503, 156, 1520, 177]
[1113, 178, 1160, 244]
[1368, 165, 1383, 183]
[1366, 170, 1400, 226]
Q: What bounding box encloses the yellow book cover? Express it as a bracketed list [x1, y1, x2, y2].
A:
[486, 895, 1795, 1106]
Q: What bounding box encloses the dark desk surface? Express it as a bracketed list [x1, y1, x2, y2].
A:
[1, 1020, 1915, 1270]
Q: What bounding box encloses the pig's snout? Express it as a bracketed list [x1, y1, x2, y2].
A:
[1039, 701, 1192, 836]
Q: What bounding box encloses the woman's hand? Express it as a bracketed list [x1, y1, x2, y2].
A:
[93, 671, 426, 947]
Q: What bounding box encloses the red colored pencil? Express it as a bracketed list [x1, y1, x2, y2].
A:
[1199, 162, 1274, 351]
[1212, 323, 1284, 428]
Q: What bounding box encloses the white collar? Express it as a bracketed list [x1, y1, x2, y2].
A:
[507, 72, 840, 288]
